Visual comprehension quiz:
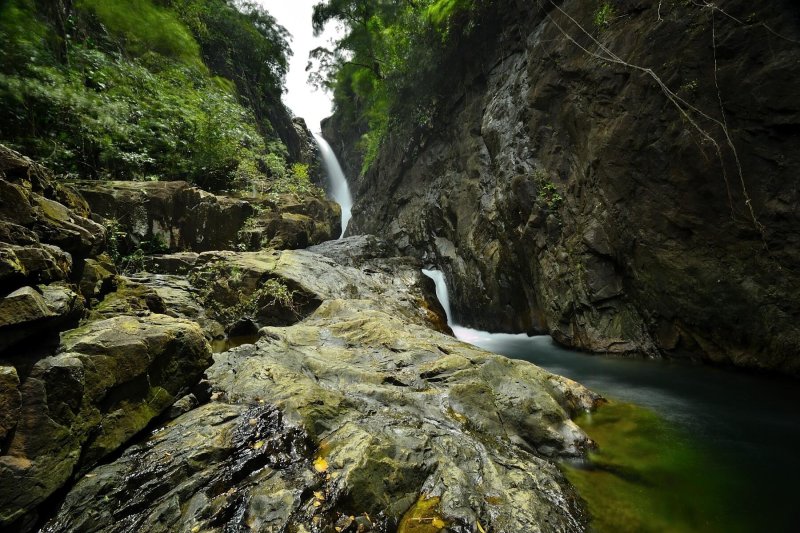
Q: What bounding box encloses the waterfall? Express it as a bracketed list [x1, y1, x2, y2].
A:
[421, 269, 453, 325]
[422, 268, 531, 347]
[313, 133, 352, 238]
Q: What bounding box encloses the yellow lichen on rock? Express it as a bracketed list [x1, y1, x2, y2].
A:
[398, 494, 447, 533]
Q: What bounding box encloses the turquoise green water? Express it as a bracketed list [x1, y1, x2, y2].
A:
[459, 332, 800, 532]
[563, 401, 746, 533]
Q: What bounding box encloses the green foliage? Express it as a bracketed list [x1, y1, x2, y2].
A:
[189, 261, 299, 327]
[594, 3, 615, 28]
[310, 0, 495, 175]
[291, 163, 310, 181]
[76, 0, 204, 67]
[169, 0, 291, 139]
[268, 161, 324, 199]
[425, 0, 476, 35]
[533, 169, 564, 210]
[104, 218, 126, 265]
[0, 0, 49, 66]
[104, 217, 170, 273]
[0, 0, 295, 192]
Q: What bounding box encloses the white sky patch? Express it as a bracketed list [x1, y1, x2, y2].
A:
[256, 1, 342, 133]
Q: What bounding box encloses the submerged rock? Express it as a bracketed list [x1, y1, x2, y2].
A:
[45, 239, 600, 532]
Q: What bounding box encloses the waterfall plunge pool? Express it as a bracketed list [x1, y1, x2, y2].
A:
[422, 269, 800, 532]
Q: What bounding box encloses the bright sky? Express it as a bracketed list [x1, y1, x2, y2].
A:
[256, 1, 341, 133]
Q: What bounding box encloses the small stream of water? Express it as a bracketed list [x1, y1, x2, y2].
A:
[422, 269, 800, 532]
[313, 133, 352, 238]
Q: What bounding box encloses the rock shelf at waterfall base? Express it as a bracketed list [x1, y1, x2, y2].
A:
[39, 238, 603, 532]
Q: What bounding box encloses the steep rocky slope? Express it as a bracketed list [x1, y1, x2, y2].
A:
[334, 0, 800, 374]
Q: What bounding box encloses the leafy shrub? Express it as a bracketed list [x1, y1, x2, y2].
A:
[310, 0, 496, 175]
[268, 161, 324, 199]
[533, 169, 564, 210]
[0, 0, 295, 192]
[76, 0, 204, 67]
[594, 3, 615, 28]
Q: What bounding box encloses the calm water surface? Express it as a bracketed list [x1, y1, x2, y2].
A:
[455, 328, 800, 532]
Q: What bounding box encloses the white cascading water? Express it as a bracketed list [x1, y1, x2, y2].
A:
[313, 133, 353, 238]
[421, 269, 453, 324]
[421, 268, 533, 348]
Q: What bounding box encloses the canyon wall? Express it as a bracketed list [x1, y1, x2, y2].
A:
[331, 0, 800, 374]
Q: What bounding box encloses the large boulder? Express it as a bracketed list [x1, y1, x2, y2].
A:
[0, 145, 110, 356]
[0, 314, 211, 530]
[0, 145, 105, 267]
[44, 239, 601, 532]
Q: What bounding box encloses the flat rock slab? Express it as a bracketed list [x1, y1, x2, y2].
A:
[0, 286, 54, 327]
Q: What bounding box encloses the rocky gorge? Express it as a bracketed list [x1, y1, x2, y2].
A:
[0, 144, 603, 531]
[1, 0, 799, 531]
[329, 0, 800, 375]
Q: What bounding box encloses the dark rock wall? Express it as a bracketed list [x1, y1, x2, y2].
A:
[337, 0, 800, 374]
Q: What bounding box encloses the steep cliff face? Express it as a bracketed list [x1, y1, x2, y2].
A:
[335, 0, 800, 374]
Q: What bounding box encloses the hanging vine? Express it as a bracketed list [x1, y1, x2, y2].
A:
[540, 0, 772, 240]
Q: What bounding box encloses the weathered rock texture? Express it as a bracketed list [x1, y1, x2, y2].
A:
[75, 181, 341, 254]
[0, 145, 106, 354]
[45, 237, 600, 532]
[0, 146, 388, 531]
[0, 314, 210, 529]
[336, 0, 800, 374]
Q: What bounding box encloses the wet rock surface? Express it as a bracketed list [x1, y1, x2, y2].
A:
[0, 145, 605, 531]
[0, 145, 331, 528]
[337, 0, 800, 374]
[0, 145, 106, 356]
[45, 238, 600, 532]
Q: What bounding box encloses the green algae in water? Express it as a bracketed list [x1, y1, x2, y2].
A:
[563, 402, 745, 533]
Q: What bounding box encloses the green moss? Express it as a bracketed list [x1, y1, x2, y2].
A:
[75, 0, 204, 67]
[563, 402, 745, 533]
[90, 386, 173, 456]
[594, 3, 616, 28]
